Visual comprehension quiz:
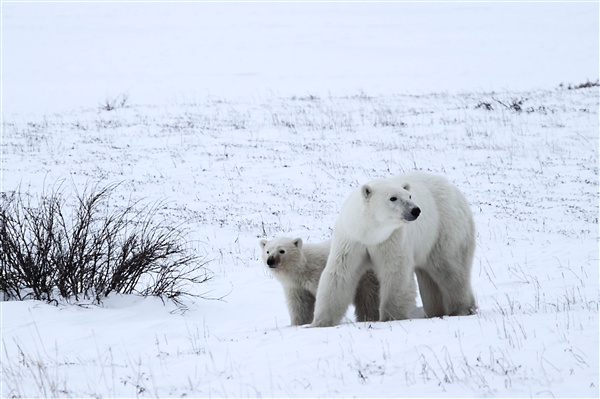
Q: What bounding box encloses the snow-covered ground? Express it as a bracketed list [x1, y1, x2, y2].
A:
[2, 2, 599, 398]
[3, 86, 598, 398]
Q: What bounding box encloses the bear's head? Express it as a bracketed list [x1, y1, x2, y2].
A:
[259, 237, 303, 273]
[361, 179, 421, 227]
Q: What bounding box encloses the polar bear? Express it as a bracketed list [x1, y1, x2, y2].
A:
[260, 237, 380, 325]
[312, 171, 476, 327]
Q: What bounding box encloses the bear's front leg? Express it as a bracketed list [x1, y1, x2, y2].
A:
[369, 235, 417, 322]
[354, 270, 380, 322]
[312, 244, 367, 327]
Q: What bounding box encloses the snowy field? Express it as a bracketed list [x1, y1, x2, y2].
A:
[2, 2, 599, 399]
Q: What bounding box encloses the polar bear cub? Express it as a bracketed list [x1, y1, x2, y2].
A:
[312, 171, 476, 327]
[260, 237, 379, 325]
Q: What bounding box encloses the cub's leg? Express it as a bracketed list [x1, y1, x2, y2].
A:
[284, 286, 315, 325]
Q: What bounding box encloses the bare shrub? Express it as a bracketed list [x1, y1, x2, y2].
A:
[560, 79, 600, 90]
[100, 93, 129, 111]
[0, 183, 210, 303]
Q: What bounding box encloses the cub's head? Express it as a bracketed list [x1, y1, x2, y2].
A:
[259, 237, 303, 273]
[361, 179, 421, 226]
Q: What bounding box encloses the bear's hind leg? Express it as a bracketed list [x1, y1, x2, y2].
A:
[444, 225, 477, 315]
[445, 276, 477, 316]
[415, 268, 446, 318]
[423, 257, 477, 317]
[434, 238, 477, 316]
[441, 273, 476, 316]
[354, 270, 380, 322]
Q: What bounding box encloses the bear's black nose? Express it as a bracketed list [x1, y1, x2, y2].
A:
[267, 257, 277, 267]
[411, 207, 421, 218]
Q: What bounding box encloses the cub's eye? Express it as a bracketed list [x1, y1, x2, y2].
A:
[279, 249, 285, 254]
[390, 197, 397, 202]
[266, 251, 270, 254]
[409, 195, 412, 200]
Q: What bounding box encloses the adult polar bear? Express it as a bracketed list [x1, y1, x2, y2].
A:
[312, 171, 476, 327]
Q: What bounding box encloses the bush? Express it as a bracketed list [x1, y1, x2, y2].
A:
[0, 182, 210, 303]
[560, 79, 600, 90]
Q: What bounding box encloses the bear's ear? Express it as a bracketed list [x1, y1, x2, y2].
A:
[361, 184, 373, 199]
[293, 238, 303, 249]
[259, 239, 267, 248]
[402, 183, 411, 191]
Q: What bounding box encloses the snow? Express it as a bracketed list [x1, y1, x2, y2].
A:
[1, 2, 599, 398]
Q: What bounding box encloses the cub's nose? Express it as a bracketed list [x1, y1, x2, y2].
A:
[267, 256, 277, 268]
[411, 207, 421, 218]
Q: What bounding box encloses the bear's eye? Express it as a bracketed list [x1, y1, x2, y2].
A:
[409, 195, 412, 200]
[390, 197, 397, 202]
[279, 249, 285, 254]
[266, 251, 270, 254]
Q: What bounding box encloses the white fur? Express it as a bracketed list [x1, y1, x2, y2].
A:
[260, 237, 380, 325]
[261, 237, 329, 295]
[312, 171, 477, 327]
[260, 237, 328, 325]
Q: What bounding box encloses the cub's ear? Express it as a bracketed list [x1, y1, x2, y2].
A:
[361, 184, 373, 199]
[259, 239, 268, 248]
[402, 183, 411, 191]
[293, 238, 303, 249]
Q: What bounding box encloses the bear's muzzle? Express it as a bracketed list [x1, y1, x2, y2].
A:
[267, 255, 280, 268]
[411, 207, 421, 218]
[403, 206, 421, 222]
